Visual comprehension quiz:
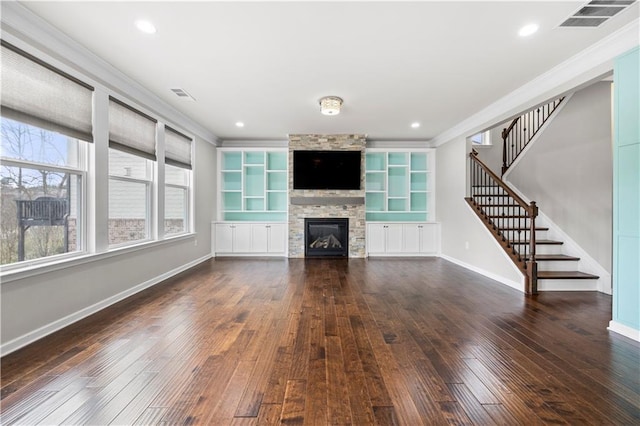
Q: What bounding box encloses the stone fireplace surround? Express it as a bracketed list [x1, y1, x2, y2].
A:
[288, 134, 366, 258]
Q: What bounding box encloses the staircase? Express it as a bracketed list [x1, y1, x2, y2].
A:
[466, 150, 599, 294]
[501, 96, 565, 176]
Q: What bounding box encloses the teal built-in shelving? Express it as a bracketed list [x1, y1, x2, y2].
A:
[365, 149, 433, 222]
[219, 149, 287, 221]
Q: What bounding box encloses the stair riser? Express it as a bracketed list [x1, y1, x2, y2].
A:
[535, 260, 580, 272]
[529, 244, 564, 255]
[538, 279, 598, 291]
[485, 218, 532, 228]
[501, 230, 548, 240]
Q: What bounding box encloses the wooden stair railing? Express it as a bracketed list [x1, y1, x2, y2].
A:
[501, 96, 565, 176]
[466, 150, 539, 294]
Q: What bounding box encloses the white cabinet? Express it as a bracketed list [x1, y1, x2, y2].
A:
[251, 223, 286, 254]
[403, 223, 438, 254]
[214, 222, 286, 256]
[366, 223, 404, 254]
[366, 222, 439, 256]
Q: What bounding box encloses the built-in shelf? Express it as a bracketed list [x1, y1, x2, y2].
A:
[365, 149, 434, 222]
[218, 149, 287, 221]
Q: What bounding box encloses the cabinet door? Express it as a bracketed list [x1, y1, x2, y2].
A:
[215, 224, 234, 253]
[268, 224, 287, 253]
[251, 224, 269, 253]
[403, 224, 421, 253]
[234, 224, 253, 253]
[367, 224, 386, 254]
[419, 224, 438, 254]
[386, 224, 404, 253]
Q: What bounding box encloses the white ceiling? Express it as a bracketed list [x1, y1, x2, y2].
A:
[19, 1, 639, 142]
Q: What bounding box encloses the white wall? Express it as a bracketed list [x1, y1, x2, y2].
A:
[508, 82, 613, 272]
[436, 137, 524, 290]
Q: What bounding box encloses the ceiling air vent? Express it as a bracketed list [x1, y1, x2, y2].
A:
[560, 0, 636, 27]
[170, 88, 196, 101]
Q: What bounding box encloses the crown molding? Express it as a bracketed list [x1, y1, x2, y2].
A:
[1, 1, 219, 146]
[430, 18, 640, 148]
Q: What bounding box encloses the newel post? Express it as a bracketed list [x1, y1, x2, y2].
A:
[527, 201, 538, 294]
[501, 128, 508, 176]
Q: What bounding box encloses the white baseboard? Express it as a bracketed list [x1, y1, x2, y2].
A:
[440, 254, 525, 293]
[608, 321, 640, 342]
[504, 183, 612, 294]
[0, 254, 213, 357]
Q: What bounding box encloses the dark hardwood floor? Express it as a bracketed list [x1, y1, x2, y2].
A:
[1, 258, 639, 425]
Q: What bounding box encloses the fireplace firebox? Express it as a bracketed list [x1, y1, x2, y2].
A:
[304, 218, 349, 257]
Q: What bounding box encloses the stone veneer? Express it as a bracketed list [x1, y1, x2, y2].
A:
[288, 134, 366, 258]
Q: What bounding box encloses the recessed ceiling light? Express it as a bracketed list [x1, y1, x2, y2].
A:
[135, 19, 157, 34]
[518, 23, 539, 37]
[235, 122, 245, 128]
[411, 122, 420, 129]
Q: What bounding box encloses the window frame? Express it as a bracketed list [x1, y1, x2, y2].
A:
[0, 138, 88, 270]
[107, 148, 155, 248]
[164, 164, 191, 237]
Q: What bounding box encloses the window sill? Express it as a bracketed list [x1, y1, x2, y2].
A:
[0, 233, 196, 285]
[471, 143, 493, 149]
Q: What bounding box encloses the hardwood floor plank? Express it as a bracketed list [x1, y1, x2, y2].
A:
[132, 406, 167, 425]
[372, 405, 399, 426]
[8, 377, 90, 425]
[1, 258, 638, 425]
[280, 379, 306, 425]
[447, 383, 500, 425]
[325, 335, 353, 425]
[348, 315, 394, 408]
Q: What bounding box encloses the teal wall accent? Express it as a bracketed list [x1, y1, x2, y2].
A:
[613, 46, 640, 332]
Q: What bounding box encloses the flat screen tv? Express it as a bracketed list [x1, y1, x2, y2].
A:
[293, 150, 361, 190]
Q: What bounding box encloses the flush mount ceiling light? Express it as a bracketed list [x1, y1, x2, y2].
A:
[319, 96, 343, 116]
[235, 122, 245, 128]
[518, 23, 539, 37]
[135, 19, 157, 34]
[411, 122, 421, 129]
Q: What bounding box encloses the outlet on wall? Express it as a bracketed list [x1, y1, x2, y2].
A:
[465, 241, 469, 250]
[194, 239, 198, 247]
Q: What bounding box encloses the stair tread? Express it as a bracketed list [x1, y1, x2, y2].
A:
[537, 271, 599, 279]
[488, 215, 530, 218]
[529, 254, 580, 261]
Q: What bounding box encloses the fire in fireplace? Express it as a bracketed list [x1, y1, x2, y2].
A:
[304, 218, 349, 257]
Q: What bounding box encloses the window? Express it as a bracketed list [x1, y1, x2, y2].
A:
[1, 39, 198, 271]
[471, 130, 492, 146]
[108, 97, 157, 247]
[108, 149, 153, 245]
[164, 127, 192, 235]
[0, 41, 92, 267]
[165, 164, 189, 235]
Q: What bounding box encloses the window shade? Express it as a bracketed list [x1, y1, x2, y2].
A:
[108, 97, 157, 161]
[0, 41, 94, 142]
[165, 126, 192, 169]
